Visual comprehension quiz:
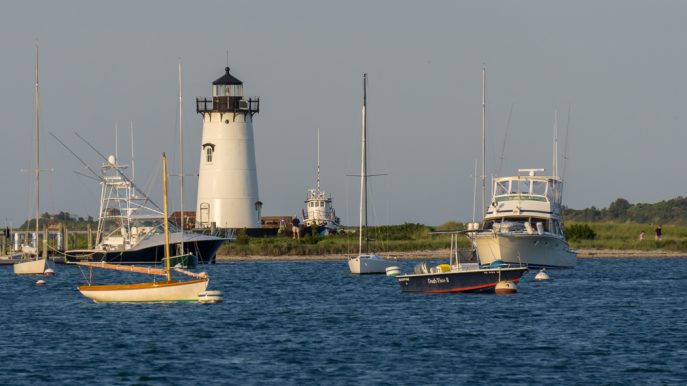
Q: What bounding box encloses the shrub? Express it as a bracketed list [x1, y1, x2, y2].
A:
[565, 224, 596, 241]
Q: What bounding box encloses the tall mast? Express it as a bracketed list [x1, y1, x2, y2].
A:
[34, 44, 40, 252]
[178, 62, 185, 253]
[359, 74, 368, 255]
[162, 153, 171, 282]
[481, 65, 486, 220]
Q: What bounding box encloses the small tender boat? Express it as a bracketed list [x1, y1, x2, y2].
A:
[396, 234, 528, 293]
[397, 259, 527, 294]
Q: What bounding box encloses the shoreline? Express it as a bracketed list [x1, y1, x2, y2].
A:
[215, 248, 687, 262]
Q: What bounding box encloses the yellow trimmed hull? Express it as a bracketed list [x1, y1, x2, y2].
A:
[13, 258, 47, 275]
[79, 279, 209, 303]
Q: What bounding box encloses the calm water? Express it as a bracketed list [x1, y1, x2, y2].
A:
[1, 258, 686, 385]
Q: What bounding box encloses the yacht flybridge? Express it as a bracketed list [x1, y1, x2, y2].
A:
[470, 168, 576, 268]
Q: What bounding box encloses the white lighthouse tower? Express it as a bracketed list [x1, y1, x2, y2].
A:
[195, 66, 261, 229]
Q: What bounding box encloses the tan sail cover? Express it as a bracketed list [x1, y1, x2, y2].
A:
[74, 262, 167, 277]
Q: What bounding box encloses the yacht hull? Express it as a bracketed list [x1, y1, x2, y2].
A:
[79, 279, 209, 303]
[65, 237, 224, 265]
[473, 232, 576, 268]
[348, 255, 397, 274]
[397, 267, 528, 293]
[13, 258, 47, 275]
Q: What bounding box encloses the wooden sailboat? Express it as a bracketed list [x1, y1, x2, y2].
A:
[77, 153, 209, 303]
[347, 74, 396, 274]
[14, 44, 48, 275]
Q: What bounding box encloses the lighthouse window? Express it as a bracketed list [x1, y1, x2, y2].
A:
[206, 147, 213, 163]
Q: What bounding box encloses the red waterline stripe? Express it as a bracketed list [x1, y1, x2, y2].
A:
[416, 278, 522, 294]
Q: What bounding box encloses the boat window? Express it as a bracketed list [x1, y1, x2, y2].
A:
[511, 179, 526, 194]
[532, 181, 547, 196]
[206, 147, 213, 163]
[495, 181, 509, 196]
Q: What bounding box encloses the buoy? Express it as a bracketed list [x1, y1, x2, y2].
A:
[495, 280, 517, 294]
[198, 290, 223, 304]
[44, 268, 55, 276]
[385, 266, 401, 277]
[534, 268, 550, 281]
[35, 279, 46, 286]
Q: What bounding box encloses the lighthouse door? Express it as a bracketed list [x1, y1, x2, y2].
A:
[199, 203, 210, 227]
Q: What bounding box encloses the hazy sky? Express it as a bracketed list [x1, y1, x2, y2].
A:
[1, 0, 686, 227]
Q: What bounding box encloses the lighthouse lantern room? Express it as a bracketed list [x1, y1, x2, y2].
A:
[195, 66, 261, 229]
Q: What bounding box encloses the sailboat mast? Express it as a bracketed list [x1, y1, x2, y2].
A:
[34, 44, 40, 252]
[359, 74, 368, 255]
[178, 62, 185, 253]
[481, 65, 486, 220]
[162, 153, 171, 282]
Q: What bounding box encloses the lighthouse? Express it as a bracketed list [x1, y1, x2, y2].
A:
[195, 66, 261, 229]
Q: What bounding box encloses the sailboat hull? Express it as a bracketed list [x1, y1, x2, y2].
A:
[79, 279, 209, 303]
[13, 258, 47, 275]
[348, 255, 397, 274]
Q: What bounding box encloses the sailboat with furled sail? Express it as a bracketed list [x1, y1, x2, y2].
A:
[77, 153, 210, 303]
[14, 44, 48, 275]
[347, 74, 396, 274]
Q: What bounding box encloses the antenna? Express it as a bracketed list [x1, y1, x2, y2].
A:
[130, 121, 135, 181]
[115, 122, 119, 163]
[316, 127, 321, 193]
[497, 103, 514, 177]
[553, 110, 559, 180]
[562, 104, 571, 181]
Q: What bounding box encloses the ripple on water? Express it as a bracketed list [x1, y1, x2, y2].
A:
[1, 258, 686, 385]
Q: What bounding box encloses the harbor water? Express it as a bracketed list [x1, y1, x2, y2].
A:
[1, 258, 686, 385]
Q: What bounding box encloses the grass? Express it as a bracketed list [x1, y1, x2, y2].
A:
[567, 222, 687, 252]
[219, 223, 473, 256]
[220, 221, 687, 256]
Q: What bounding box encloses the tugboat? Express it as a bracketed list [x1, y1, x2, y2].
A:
[302, 129, 341, 233]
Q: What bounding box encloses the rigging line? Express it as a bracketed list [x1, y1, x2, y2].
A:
[74, 131, 163, 212]
[497, 103, 514, 177]
[49, 132, 104, 182]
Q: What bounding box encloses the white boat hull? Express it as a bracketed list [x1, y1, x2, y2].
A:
[473, 232, 576, 268]
[79, 279, 209, 303]
[13, 258, 47, 275]
[348, 255, 397, 274]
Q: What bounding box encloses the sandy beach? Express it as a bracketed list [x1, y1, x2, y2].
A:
[216, 248, 687, 262]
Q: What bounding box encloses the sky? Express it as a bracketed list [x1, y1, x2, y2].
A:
[1, 0, 686, 227]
